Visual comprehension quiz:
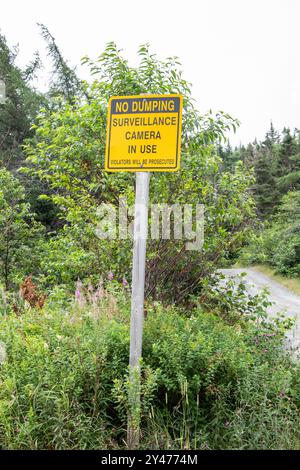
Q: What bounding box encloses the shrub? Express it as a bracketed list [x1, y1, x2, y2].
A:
[0, 169, 44, 290]
[23, 44, 255, 302]
[0, 285, 299, 449]
[240, 191, 300, 277]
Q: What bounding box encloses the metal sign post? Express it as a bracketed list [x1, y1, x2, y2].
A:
[127, 171, 150, 449]
[104, 93, 182, 449]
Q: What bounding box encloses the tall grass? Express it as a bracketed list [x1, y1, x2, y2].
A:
[0, 283, 299, 449]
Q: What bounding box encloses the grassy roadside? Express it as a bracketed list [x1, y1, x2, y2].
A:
[238, 264, 300, 296]
[1, 287, 300, 450]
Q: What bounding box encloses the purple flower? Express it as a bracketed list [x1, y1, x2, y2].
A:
[75, 289, 81, 300]
[75, 279, 85, 306]
[122, 277, 128, 287]
[92, 280, 104, 302]
[107, 271, 114, 281]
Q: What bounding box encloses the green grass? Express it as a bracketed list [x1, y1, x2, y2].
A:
[250, 265, 300, 296]
[1, 284, 300, 449]
[233, 260, 300, 295]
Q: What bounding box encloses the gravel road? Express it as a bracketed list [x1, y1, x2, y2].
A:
[219, 268, 300, 354]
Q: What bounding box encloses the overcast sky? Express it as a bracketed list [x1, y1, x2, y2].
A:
[1, 0, 300, 145]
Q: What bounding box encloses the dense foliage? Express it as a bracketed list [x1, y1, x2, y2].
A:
[0, 169, 43, 289]
[0, 283, 299, 450]
[0, 33, 45, 171]
[1, 30, 299, 451]
[22, 43, 255, 302]
[239, 192, 300, 276]
[220, 124, 300, 275]
[220, 124, 300, 219]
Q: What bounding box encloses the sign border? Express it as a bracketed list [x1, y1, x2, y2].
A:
[105, 94, 182, 172]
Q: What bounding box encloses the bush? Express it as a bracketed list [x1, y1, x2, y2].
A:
[0, 169, 44, 290]
[23, 44, 255, 302]
[0, 284, 299, 449]
[240, 191, 300, 277]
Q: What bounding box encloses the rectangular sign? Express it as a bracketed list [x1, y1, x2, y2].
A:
[105, 94, 182, 172]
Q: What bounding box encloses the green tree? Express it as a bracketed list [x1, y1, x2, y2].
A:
[0, 33, 45, 170]
[264, 121, 280, 147]
[276, 128, 300, 193]
[253, 147, 279, 218]
[0, 32, 60, 230]
[38, 24, 89, 103]
[0, 169, 43, 289]
[222, 124, 281, 218]
[277, 128, 297, 174]
[240, 191, 300, 276]
[24, 43, 255, 301]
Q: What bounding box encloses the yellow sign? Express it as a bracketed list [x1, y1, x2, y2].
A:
[105, 94, 182, 172]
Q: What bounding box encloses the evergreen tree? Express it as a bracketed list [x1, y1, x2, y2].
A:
[276, 128, 300, 193]
[0, 32, 59, 229]
[277, 127, 297, 175]
[0, 169, 43, 289]
[38, 24, 89, 103]
[253, 146, 278, 218]
[241, 143, 256, 168]
[0, 34, 45, 170]
[264, 121, 280, 148]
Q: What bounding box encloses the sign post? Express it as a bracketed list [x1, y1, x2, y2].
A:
[127, 171, 150, 448]
[105, 94, 182, 448]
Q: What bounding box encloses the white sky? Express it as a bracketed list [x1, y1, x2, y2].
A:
[1, 0, 300, 146]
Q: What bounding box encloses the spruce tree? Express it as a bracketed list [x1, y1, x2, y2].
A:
[250, 125, 281, 217]
[276, 128, 300, 193]
[254, 147, 278, 218]
[38, 24, 89, 103]
[277, 128, 297, 174]
[0, 34, 45, 170]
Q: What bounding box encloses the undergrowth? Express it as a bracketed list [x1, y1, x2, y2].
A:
[0, 280, 299, 450]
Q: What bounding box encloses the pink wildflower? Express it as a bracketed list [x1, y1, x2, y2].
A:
[75, 279, 85, 307]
